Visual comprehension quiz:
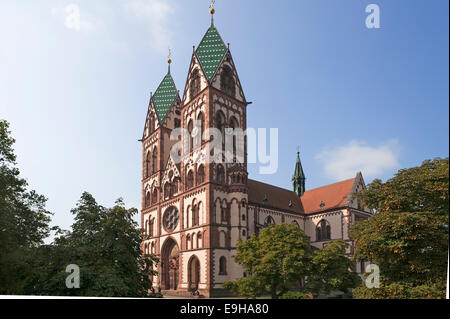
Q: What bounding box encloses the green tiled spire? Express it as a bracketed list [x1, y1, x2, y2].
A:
[151, 71, 178, 122]
[196, 25, 228, 81]
[292, 151, 306, 196]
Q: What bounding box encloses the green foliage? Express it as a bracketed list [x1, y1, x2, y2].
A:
[279, 291, 313, 299]
[351, 212, 448, 286]
[306, 240, 361, 296]
[223, 277, 266, 299]
[27, 193, 158, 297]
[0, 120, 53, 294]
[224, 223, 310, 299]
[351, 158, 449, 299]
[353, 281, 446, 299]
[356, 158, 449, 215]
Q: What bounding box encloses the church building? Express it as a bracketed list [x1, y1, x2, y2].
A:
[140, 7, 372, 297]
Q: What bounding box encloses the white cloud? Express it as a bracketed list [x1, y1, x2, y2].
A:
[51, 3, 92, 32]
[123, 0, 174, 52]
[315, 139, 401, 181]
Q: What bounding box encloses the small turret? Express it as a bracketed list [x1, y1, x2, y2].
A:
[292, 151, 306, 196]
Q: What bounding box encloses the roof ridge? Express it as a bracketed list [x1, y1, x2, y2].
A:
[248, 179, 297, 195]
[304, 177, 355, 193]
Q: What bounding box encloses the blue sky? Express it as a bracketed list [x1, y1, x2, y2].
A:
[0, 0, 448, 234]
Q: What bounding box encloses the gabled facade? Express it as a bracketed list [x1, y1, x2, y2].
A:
[141, 10, 372, 298]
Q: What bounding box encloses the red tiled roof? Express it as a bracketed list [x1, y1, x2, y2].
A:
[300, 178, 355, 214]
[247, 178, 357, 215]
[247, 179, 304, 214]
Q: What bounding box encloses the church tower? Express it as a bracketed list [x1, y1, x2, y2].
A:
[142, 5, 249, 297]
[292, 151, 306, 196]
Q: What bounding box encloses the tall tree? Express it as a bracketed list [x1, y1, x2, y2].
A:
[53, 193, 157, 296]
[350, 158, 449, 299]
[224, 223, 310, 299]
[0, 120, 53, 294]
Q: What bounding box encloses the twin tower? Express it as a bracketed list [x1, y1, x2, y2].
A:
[140, 12, 251, 297]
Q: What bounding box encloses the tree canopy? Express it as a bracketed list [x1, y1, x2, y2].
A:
[356, 158, 449, 215]
[351, 158, 449, 299]
[305, 240, 361, 297]
[224, 223, 359, 299]
[24, 192, 158, 297]
[224, 223, 310, 299]
[0, 120, 53, 294]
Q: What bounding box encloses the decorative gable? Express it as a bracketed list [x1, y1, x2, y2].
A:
[182, 54, 209, 105]
[211, 52, 246, 103]
[162, 154, 181, 183]
[142, 99, 159, 140]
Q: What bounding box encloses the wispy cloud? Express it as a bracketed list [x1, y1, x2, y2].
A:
[316, 139, 401, 181]
[51, 3, 92, 32]
[123, 0, 174, 52]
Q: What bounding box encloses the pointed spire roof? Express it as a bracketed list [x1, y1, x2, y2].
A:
[195, 23, 228, 81]
[151, 69, 178, 122]
[294, 151, 305, 180]
[293, 151, 306, 196]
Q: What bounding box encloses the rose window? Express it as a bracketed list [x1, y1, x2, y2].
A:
[163, 207, 179, 232]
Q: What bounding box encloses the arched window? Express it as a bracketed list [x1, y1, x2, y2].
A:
[219, 256, 227, 275]
[152, 147, 157, 174]
[220, 204, 228, 223]
[149, 219, 154, 237]
[229, 116, 239, 162]
[190, 69, 201, 100]
[164, 182, 171, 200]
[172, 178, 179, 195]
[264, 216, 275, 227]
[191, 233, 195, 249]
[149, 114, 155, 133]
[145, 152, 150, 178]
[220, 65, 235, 97]
[145, 191, 151, 207]
[186, 206, 190, 229]
[197, 165, 205, 185]
[151, 241, 155, 254]
[316, 219, 331, 241]
[215, 111, 226, 148]
[187, 120, 194, 152]
[186, 170, 194, 189]
[197, 232, 202, 249]
[216, 165, 225, 184]
[151, 187, 158, 204]
[186, 234, 191, 250]
[192, 204, 199, 226]
[196, 112, 204, 146]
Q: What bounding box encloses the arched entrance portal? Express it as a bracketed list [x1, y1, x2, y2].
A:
[188, 255, 200, 291]
[161, 238, 180, 290]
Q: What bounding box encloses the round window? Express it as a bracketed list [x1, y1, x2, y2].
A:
[163, 207, 179, 232]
